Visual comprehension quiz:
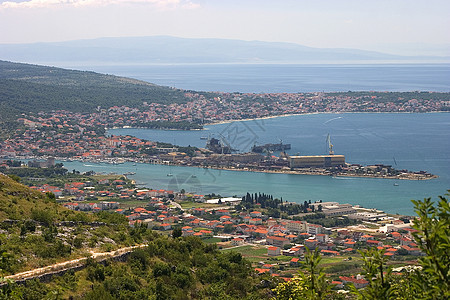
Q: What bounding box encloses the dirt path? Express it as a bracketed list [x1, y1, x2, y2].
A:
[5, 244, 147, 281]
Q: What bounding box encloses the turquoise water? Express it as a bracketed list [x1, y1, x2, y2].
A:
[62, 113, 449, 216]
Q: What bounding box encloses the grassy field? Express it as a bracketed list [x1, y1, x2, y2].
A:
[319, 256, 348, 265]
[203, 237, 222, 244]
[115, 199, 150, 209]
[222, 245, 269, 263]
[320, 255, 363, 275]
[267, 255, 293, 262]
[178, 201, 224, 210]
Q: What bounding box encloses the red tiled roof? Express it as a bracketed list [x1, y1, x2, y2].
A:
[254, 268, 270, 274]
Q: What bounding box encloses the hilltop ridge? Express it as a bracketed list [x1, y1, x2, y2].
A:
[1, 36, 448, 64]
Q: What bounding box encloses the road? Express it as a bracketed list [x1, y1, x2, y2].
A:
[5, 244, 147, 281]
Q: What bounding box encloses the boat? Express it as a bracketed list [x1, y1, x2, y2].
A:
[206, 137, 233, 154]
[251, 141, 291, 153]
[393, 183, 399, 186]
[200, 136, 208, 140]
[123, 172, 136, 176]
[167, 173, 173, 177]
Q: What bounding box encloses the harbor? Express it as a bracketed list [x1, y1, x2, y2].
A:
[5, 112, 449, 216]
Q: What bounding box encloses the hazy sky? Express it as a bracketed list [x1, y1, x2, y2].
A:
[1, 0, 449, 55]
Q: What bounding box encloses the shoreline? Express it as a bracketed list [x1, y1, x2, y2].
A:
[36, 155, 438, 181]
[198, 165, 438, 181]
[202, 111, 450, 127]
[108, 111, 450, 131]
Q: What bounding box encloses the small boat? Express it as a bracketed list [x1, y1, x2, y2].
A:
[393, 183, 399, 186]
[200, 136, 208, 140]
[191, 175, 197, 178]
[167, 173, 173, 177]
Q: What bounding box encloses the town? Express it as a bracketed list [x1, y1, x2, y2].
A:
[0, 162, 425, 290]
[0, 91, 443, 180]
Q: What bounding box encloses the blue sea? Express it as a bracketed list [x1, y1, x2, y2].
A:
[65, 63, 450, 93]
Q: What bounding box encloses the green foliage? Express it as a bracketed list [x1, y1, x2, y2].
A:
[95, 211, 129, 225]
[138, 121, 202, 130]
[73, 235, 84, 248]
[0, 234, 268, 299]
[2, 165, 68, 179]
[0, 279, 22, 300]
[67, 211, 91, 223]
[36, 239, 72, 259]
[0, 250, 15, 274]
[328, 91, 450, 104]
[272, 193, 449, 300]
[172, 226, 182, 239]
[19, 220, 36, 236]
[272, 248, 335, 300]
[87, 262, 107, 282]
[350, 248, 393, 299]
[0, 60, 190, 115]
[299, 248, 333, 299]
[6, 175, 20, 183]
[293, 213, 359, 227]
[410, 194, 449, 299]
[31, 209, 55, 226]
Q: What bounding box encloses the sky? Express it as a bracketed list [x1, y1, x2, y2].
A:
[0, 0, 449, 56]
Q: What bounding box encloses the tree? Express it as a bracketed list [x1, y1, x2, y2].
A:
[7, 174, 20, 183]
[350, 248, 393, 299]
[223, 224, 233, 234]
[409, 194, 449, 299]
[352, 194, 449, 300]
[172, 227, 182, 239]
[272, 248, 333, 299]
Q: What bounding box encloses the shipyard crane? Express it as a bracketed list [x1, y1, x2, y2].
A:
[263, 148, 273, 159]
[327, 134, 334, 155]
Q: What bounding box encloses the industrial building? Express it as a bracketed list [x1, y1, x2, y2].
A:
[310, 202, 356, 216]
[289, 155, 345, 168]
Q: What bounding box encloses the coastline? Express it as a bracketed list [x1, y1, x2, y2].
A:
[109, 111, 450, 131]
[199, 165, 438, 181]
[41, 155, 438, 181]
[202, 113, 307, 126]
[203, 111, 449, 127]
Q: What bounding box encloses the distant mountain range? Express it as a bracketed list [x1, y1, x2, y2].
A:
[0, 36, 448, 65]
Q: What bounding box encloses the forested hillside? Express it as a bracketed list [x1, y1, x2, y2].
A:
[0, 174, 274, 299]
[0, 173, 151, 276]
[0, 60, 189, 121]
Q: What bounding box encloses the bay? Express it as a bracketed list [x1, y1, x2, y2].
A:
[61, 112, 449, 216]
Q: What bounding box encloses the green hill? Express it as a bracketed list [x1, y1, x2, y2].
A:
[0, 173, 148, 276]
[0, 60, 189, 123]
[0, 173, 68, 222]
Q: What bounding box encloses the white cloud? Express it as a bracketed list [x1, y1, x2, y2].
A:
[0, 0, 200, 10]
